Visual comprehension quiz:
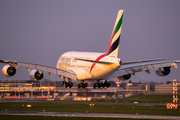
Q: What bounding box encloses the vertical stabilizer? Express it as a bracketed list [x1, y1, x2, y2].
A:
[106, 10, 124, 58]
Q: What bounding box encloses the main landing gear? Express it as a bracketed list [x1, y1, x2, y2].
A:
[93, 80, 110, 89]
[78, 80, 88, 89]
[61, 77, 73, 88]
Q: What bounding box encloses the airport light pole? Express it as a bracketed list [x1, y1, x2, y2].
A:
[167, 78, 179, 109]
[172, 79, 178, 109]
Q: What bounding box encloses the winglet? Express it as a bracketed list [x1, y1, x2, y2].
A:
[172, 62, 178, 69]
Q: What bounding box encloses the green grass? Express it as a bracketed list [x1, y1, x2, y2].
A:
[0, 94, 179, 117]
[0, 102, 180, 116]
[94, 94, 180, 103]
[0, 115, 161, 120]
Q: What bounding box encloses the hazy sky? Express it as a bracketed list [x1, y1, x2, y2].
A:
[0, 0, 180, 83]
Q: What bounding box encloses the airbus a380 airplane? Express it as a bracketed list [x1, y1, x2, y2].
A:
[0, 10, 180, 89]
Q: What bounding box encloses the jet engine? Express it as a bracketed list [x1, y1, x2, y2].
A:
[29, 69, 44, 81]
[155, 67, 171, 76]
[2, 64, 16, 77]
[117, 74, 131, 81]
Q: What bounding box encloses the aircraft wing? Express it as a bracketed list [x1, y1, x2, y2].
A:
[0, 59, 77, 80]
[107, 59, 180, 80]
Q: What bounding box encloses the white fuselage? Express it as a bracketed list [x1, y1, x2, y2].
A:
[56, 51, 121, 80]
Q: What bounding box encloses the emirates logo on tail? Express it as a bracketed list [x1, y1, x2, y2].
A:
[106, 10, 124, 58]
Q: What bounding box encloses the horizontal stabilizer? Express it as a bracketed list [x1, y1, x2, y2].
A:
[0, 59, 17, 64]
[75, 58, 114, 64]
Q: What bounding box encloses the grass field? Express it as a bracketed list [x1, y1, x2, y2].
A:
[0, 101, 179, 116]
[0, 115, 161, 120]
[93, 94, 180, 103]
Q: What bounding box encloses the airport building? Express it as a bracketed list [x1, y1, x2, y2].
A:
[155, 83, 180, 93]
[125, 80, 150, 91]
[1, 79, 179, 100]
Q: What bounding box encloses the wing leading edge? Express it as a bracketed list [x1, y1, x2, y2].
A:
[0, 59, 77, 80]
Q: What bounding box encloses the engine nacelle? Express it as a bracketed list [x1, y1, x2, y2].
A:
[2, 64, 16, 77]
[117, 74, 131, 81]
[155, 67, 171, 76]
[29, 69, 44, 81]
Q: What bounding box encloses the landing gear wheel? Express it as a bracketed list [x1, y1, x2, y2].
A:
[64, 80, 73, 88]
[69, 82, 73, 88]
[61, 81, 64, 85]
[78, 84, 81, 89]
[94, 80, 110, 88]
[98, 84, 101, 89]
[100, 83, 104, 88]
[65, 82, 68, 88]
[78, 81, 88, 89]
[82, 83, 85, 89]
[85, 83, 88, 87]
[94, 81, 102, 89]
[78, 83, 83, 89]
[107, 82, 110, 88]
[93, 84, 96, 89]
[94, 83, 99, 88]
